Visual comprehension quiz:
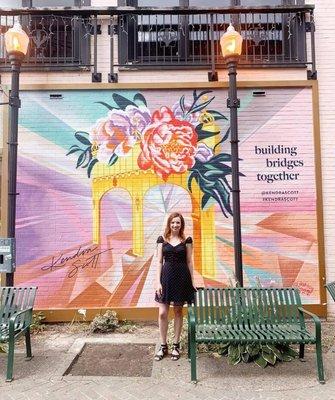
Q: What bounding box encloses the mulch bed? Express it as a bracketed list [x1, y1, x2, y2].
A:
[64, 343, 156, 377]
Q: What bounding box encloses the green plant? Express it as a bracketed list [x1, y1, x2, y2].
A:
[30, 312, 46, 333]
[167, 316, 298, 368]
[0, 342, 8, 353]
[200, 341, 298, 368]
[116, 319, 138, 333]
[89, 310, 119, 333]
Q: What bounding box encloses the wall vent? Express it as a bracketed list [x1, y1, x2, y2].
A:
[49, 94, 63, 100]
[252, 90, 266, 97]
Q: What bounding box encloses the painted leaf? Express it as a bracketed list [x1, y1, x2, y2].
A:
[193, 89, 213, 103]
[76, 152, 86, 168]
[191, 97, 215, 114]
[133, 93, 147, 106]
[179, 95, 186, 114]
[112, 93, 137, 110]
[87, 158, 98, 178]
[75, 132, 92, 146]
[201, 193, 211, 209]
[196, 125, 221, 141]
[213, 127, 230, 152]
[66, 147, 82, 156]
[95, 101, 115, 111]
[211, 153, 233, 163]
[108, 153, 118, 166]
[206, 110, 228, 121]
[81, 149, 93, 168]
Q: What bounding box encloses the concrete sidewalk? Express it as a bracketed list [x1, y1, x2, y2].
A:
[1, 324, 335, 400]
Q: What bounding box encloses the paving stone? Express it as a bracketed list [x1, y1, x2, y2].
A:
[1, 326, 335, 400]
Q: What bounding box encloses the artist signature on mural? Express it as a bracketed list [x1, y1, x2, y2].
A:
[41, 246, 112, 278]
[294, 281, 314, 296]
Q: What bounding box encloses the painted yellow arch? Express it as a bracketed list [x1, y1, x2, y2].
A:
[91, 144, 217, 278]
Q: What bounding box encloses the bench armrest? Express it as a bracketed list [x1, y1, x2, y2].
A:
[298, 306, 321, 340]
[9, 307, 33, 336]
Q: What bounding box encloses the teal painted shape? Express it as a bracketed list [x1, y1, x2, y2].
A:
[243, 265, 281, 287]
[18, 90, 139, 149]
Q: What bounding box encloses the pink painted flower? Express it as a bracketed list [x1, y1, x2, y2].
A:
[89, 105, 151, 163]
[138, 107, 198, 180]
[195, 143, 214, 163]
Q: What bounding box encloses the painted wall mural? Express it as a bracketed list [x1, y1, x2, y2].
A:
[14, 86, 321, 309]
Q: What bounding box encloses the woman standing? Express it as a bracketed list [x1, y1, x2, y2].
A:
[154, 212, 196, 361]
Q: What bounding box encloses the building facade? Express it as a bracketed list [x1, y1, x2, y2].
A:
[0, 0, 334, 321]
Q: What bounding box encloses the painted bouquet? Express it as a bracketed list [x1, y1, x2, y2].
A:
[67, 90, 239, 217]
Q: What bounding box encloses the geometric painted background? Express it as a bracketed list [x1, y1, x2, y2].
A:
[13, 86, 320, 308]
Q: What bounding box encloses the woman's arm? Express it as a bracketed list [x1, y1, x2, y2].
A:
[186, 241, 195, 287]
[155, 243, 163, 292]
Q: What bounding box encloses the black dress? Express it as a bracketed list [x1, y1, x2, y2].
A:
[155, 236, 196, 306]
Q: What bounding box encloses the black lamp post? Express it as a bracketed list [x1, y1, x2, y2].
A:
[4, 22, 29, 286]
[220, 24, 244, 287]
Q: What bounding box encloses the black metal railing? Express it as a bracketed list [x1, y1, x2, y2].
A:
[0, 5, 316, 79]
[0, 13, 92, 70]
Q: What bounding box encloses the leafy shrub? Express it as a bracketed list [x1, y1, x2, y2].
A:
[31, 312, 46, 334]
[167, 316, 298, 367]
[89, 310, 119, 333]
[217, 342, 299, 367]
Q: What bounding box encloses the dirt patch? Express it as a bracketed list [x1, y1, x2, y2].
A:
[64, 343, 155, 377]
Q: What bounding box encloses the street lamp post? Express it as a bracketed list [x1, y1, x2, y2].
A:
[4, 22, 29, 286]
[220, 24, 244, 287]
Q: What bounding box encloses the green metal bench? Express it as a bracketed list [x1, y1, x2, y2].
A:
[188, 287, 324, 384]
[325, 281, 335, 302]
[0, 286, 37, 382]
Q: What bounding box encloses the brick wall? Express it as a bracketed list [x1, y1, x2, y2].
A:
[1, 0, 335, 317]
[311, 0, 335, 317]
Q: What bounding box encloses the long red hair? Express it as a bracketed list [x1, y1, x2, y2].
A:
[163, 212, 185, 241]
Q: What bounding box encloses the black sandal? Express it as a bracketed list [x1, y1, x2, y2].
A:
[154, 344, 168, 361]
[171, 343, 180, 361]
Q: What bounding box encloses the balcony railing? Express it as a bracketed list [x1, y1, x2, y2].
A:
[0, 5, 316, 80]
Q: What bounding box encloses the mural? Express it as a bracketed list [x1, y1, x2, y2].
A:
[13, 87, 321, 309]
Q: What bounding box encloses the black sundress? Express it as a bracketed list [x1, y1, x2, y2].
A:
[155, 236, 196, 306]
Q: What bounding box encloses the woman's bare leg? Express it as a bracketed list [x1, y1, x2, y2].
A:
[173, 306, 183, 344]
[158, 303, 170, 344]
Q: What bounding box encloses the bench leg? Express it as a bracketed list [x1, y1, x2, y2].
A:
[316, 339, 325, 384]
[190, 341, 197, 383]
[6, 336, 15, 382]
[299, 344, 305, 360]
[25, 328, 33, 360]
[188, 329, 190, 360]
